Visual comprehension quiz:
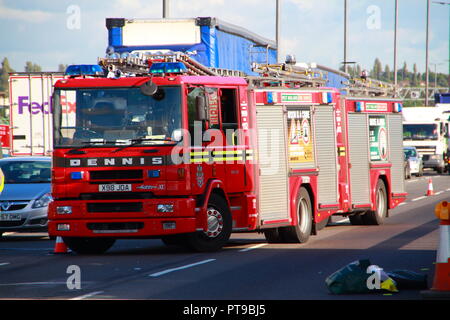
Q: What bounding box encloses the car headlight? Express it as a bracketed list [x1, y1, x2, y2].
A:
[32, 193, 53, 208]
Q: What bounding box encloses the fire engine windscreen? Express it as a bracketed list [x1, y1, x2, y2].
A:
[53, 86, 182, 146]
[403, 124, 439, 141]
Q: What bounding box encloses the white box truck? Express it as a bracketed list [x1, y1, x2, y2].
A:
[8, 73, 64, 156]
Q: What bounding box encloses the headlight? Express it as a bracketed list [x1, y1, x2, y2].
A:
[157, 204, 174, 213]
[32, 193, 53, 208]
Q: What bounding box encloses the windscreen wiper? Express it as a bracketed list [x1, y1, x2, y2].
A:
[112, 137, 177, 153]
[66, 140, 117, 154]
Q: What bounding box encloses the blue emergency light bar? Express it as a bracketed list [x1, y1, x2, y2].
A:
[150, 62, 188, 74]
[65, 64, 104, 76]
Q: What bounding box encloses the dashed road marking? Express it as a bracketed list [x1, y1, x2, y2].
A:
[239, 243, 268, 252]
[70, 291, 104, 300]
[149, 259, 216, 277]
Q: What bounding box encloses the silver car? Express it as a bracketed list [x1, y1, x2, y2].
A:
[0, 157, 52, 236]
[403, 146, 424, 177]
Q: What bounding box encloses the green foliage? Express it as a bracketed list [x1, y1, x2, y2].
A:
[363, 58, 449, 88]
[0, 57, 15, 94]
[25, 61, 42, 72]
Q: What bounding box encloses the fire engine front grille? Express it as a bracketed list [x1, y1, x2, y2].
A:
[80, 193, 154, 200]
[87, 222, 144, 232]
[90, 170, 143, 180]
[87, 202, 143, 213]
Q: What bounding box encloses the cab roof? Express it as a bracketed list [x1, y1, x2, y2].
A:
[54, 75, 248, 89]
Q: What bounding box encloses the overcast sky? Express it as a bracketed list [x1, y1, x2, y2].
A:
[0, 0, 449, 74]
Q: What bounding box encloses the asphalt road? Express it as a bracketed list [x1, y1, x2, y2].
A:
[0, 170, 448, 301]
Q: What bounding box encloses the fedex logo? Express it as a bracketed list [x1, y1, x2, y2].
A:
[17, 96, 76, 115]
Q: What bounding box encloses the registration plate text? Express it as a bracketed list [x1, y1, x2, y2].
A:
[99, 184, 132, 192]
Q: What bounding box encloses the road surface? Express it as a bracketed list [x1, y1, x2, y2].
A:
[0, 171, 447, 302]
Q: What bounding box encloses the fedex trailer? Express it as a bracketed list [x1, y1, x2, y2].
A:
[8, 73, 64, 156]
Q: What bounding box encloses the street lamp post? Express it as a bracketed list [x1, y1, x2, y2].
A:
[426, 0, 430, 106]
[163, 0, 169, 18]
[344, 0, 348, 74]
[276, 0, 281, 63]
[394, 0, 399, 87]
[430, 62, 443, 88]
[433, 1, 450, 87]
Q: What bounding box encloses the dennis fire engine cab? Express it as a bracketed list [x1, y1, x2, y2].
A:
[48, 53, 407, 254]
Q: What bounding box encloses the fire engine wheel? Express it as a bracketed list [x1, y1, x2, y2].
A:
[63, 237, 116, 254]
[186, 194, 232, 252]
[263, 228, 284, 243]
[280, 187, 312, 243]
[349, 214, 364, 225]
[362, 180, 387, 226]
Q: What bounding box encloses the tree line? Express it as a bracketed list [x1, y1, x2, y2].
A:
[342, 57, 449, 87]
[0, 57, 67, 94]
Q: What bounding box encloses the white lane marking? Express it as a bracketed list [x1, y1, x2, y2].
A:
[0, 263, 10, 266]
[70, 291, 104, 300]
[435, 191, 444, 195]
[446, 188, 450, 192]
[398, 202, 406, 206]
[412, 196, 427, 202]
[149, 259, 216, 277]
[239, 243, 268, 252]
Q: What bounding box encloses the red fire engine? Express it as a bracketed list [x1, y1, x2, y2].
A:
[48, 53, 407, 254]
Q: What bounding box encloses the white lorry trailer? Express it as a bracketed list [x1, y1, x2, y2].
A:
[8, 72, 64, 156]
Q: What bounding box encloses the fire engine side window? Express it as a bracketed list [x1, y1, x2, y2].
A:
[187, 87, 206, 146]
[220, 89, 238, 145]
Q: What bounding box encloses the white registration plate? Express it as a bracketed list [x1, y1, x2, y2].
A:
[0, 213, 21, 221]
[99, 184, 132, 192]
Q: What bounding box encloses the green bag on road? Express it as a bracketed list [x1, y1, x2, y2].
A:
[325, 259, 373, 294]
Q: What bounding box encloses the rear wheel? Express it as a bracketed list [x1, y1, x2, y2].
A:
[361, 180, 387, 225]
[349, 214, 364, 225]
[263, 228, 284, 243]
[186, 194, 232, 252]
[63, 237, 116, 254]
[279, 187, 312, 243]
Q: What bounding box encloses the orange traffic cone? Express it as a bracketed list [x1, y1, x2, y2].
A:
[426, 178, 435, 196]
[422, 201, 450, 299]
[53, 236, 69, 254]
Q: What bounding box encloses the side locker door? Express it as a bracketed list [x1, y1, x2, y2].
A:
[256, 105, 290, 223]
[388, 114, 405, 194]
[314, 105, 339, 206]
[347, 113, 371, 206]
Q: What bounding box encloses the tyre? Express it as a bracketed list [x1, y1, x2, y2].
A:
[279, 187, 312, 243]
[63, 237, 116, 254]
[263, 228, 284, 243]
[416, 165, 423, 177]
[349, 214, 364, 225]
[361, 180, 387, 225]
[186, 194, 232, 252]
[316, 216, 331, 231]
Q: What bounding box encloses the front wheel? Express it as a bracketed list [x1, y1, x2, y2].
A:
[186, 194, 232, 252]
[361, 180, 387, 225]
[63, 237, 116, 254]
[279, 187, 312, 243]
